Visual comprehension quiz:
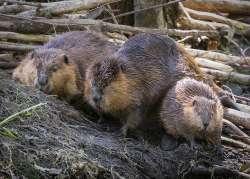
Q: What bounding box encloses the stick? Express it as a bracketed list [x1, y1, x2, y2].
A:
[0, 103, 46, 127]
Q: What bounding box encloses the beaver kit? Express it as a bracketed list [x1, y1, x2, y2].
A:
[12, 31, 119, 103]
[160, 78, 223, 149]
[84, 33, 205, 136]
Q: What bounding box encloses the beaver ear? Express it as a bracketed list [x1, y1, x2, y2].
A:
[192, 99, 197, 106]
[118, 62, 126, 73]
[63, 55, 69, 64]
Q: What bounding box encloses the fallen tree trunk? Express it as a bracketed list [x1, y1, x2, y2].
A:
[0, 13, 220, 38]
[183, 0, 250, 15]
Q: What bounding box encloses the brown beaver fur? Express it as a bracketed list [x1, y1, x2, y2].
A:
[84, 33, 202, 135]
[12, 53, 37, 86]
[13, 31, 119, 103]
[160, 78, 223, 148]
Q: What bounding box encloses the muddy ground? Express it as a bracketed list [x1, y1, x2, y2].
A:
[0, 69, 249, 179]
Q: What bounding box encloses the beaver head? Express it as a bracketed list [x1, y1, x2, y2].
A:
[32, 48, 72, 94]
[84, 56, 132, 113]
[191, 96, 220, 130]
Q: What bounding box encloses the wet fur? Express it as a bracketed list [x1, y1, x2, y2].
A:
[160, 78, 223, 146]
[12, 53, 37, 86]
[13, 31, 119, 102]
[85, 33, 202, 134]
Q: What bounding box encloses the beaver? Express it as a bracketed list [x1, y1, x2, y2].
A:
[160, 78, 223, 148]
[13, 31, 119, 103]
[84, 33, 203, 135]
[12, 53, 37, 86]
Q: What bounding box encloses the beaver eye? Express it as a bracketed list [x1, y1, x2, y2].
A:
[51, 65, 58, 72]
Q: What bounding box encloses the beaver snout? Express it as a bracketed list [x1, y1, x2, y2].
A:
[38, 74, 48, 87]
[92, 87, 102, 103]
[203, 121, 209, 130]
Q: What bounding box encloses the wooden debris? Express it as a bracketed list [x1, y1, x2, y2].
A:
[194, 57, 234, 72]
[0, 41, 39, 51]
[0, 31, 50, 43]
[201, 68, 250, 85]
[222, 136, 250, 152]
[187, 48, 250, 65]
[223, 119, 250, 145]
[183, 0, 250, 15]
[224, 108, 250, 130]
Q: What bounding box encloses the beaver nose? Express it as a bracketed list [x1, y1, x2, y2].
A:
[203, 122, 209, 129]
[92, 88, 102, 103]
[93, 94, 102, 103]
[38, 74, 48, 86]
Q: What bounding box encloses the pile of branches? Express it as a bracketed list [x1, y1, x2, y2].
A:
[0, 0, 250, 178]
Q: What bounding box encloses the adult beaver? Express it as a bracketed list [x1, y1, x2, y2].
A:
[13, 31, 119, 103]
[84, 33, 202, 135]
[160, 78, 223, 149]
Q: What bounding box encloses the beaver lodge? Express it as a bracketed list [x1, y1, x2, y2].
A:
[0, 0, 250, 178]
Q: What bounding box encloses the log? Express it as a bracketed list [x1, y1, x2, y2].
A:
[0, 53, 13, 61]
[36, 0, 118, 17]
[194, 57, 234, 72]
[184, 7, 250, 32]
[235, 103, 250, 114]
[0, 0, 41, 7]
[0, 61, 18, 69]
[0, 41, 40, 52]
[222, 136, 250, 152]
[0, 31, 50, 43]
[0, 4, 33, 14]
[223, 119, 250, 145]
[187, 48, 250, 65]
[224, 108, 250, 130]
[0, 13, 220, 38]
[201, 68, 250, 85]
[183, 0, 250, 15]
[178, 16, 230, 30]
